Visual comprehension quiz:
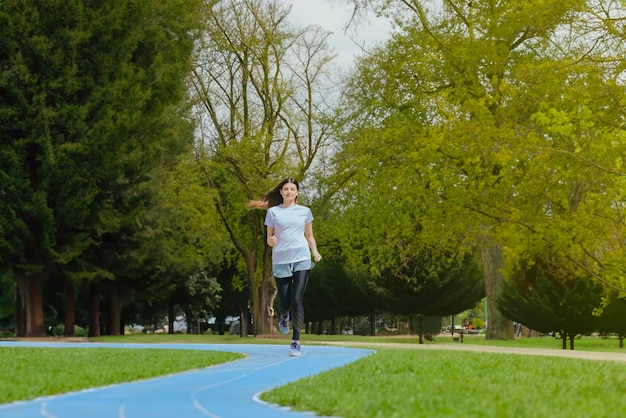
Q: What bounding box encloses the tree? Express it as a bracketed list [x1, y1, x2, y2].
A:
[191, 0, 339, 335]
[97, 153, 232, 336]
[304, 257, 377, 332]
[597, 291, 626, 348]
[382, 252, 484, 317]
[0, 0, 204, 336]
[497, 254, 605, 350]
[337, 0, 626, 340]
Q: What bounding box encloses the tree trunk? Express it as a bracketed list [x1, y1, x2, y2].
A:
[569, 334, 575, 350]
[13, 270, 45, 337]
[64, 280, 76, 337]
[250, 248, 276, 336]
[14, 282, 25, 338]
[216, 314, 226, 335]
[109, 284, 122, 336]
[481, 242, 515, 340]
[239, 307, 249, 337]
[561, 333, 567, 349]
[183, 308, 194, 334]
[369, 312, 376, 336]
[418, 314, 424, 344]
[88, 281, 100, 337]
[252, 276, 274, 336]
[168, 301, 175, 334]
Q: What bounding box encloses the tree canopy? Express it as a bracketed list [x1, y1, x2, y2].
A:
[333, 0, 626, 339]
[0, 0, 205, 336]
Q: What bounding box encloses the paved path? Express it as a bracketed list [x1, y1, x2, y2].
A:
[0, 342, 373, 418]
[320, 340, 626, 362]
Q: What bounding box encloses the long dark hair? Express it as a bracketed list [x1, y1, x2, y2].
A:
[247, 178, 299, 210]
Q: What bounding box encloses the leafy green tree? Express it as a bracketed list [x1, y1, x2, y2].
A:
[0, 0, 204, 336]
[597, 291, 626, 348]
[339, 247, 486, 324]
[497, 254, 605, 350]
[337, 0, 626, 340]
[191, 0, 338, 335]
[170, 269, 222, 335]
[378, 251, 485, 318]
[94, 153, 232, 336]
[304, 258, 377, 332]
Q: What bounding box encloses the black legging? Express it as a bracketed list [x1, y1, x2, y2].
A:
[275, 269, 310, 341]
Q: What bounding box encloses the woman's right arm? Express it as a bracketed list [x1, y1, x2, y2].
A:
[267, 226, 277, 246]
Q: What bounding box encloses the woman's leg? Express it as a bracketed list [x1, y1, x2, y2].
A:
[274, 276, 292, 316]
[290, 269, 310, 341]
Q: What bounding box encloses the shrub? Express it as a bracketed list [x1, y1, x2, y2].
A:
[51, 325, 88, 337]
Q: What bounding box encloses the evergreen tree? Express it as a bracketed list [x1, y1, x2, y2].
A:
[597, 291, 626, 348]
[0, 0, 204, 336]
[497, 254, 605, 349]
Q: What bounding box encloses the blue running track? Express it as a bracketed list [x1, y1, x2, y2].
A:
[0, 342, 373, 418]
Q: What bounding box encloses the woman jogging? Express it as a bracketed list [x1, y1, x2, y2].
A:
[248, 178, 322, 356]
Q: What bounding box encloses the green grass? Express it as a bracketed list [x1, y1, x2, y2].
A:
[261, 348, 626, 418]
[0, 346, 242, 404]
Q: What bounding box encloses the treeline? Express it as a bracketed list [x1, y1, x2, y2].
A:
[2, 0, 626, 346]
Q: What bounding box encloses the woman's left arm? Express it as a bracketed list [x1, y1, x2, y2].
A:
[305, 223, 322, 262]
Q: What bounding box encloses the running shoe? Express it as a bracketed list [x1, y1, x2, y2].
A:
[279, 313, 290, 335]
[289, 341, 301, 356]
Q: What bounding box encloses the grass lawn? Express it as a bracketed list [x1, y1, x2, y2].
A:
[2, 333, 625, 417]
[261, 348, 626, 418]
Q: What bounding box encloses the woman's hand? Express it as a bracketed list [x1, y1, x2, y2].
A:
[267, 235, 277, 247]
[313, 252, 322, 262]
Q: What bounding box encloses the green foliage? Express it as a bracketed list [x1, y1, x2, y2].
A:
[305, 258, 377, 322]
[51, 324, 87, 337]
[125, 156, 230, 314]
[191, 0, 340, 334]
[0, 270, 13, 324]
[262, 348, 626, 418]
[0, 0, 204, 271]
[497, 254, 605, 342]
[1, 0, 208, 334]
[332, 0, 626, 340]
[597, 291, 626, 338]
[376, 251, 485, 316]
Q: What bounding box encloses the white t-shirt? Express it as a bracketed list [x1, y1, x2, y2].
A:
[265, 204, 313, 265]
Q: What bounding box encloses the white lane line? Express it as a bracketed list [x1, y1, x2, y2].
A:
[191, 352, 297, 417]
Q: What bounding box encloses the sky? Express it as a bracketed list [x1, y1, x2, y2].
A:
[280, 0, 392, 67]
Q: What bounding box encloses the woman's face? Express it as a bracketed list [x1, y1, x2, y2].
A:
[280, 182, 299, 202]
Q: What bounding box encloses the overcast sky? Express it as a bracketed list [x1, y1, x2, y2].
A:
[280, 0, 392, 67]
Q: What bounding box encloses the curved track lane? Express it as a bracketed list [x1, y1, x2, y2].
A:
[0, 342, 373, 418]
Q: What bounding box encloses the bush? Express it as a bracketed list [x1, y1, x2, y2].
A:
[0, 329, 14, 338]
[51, 324, 88, 337]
